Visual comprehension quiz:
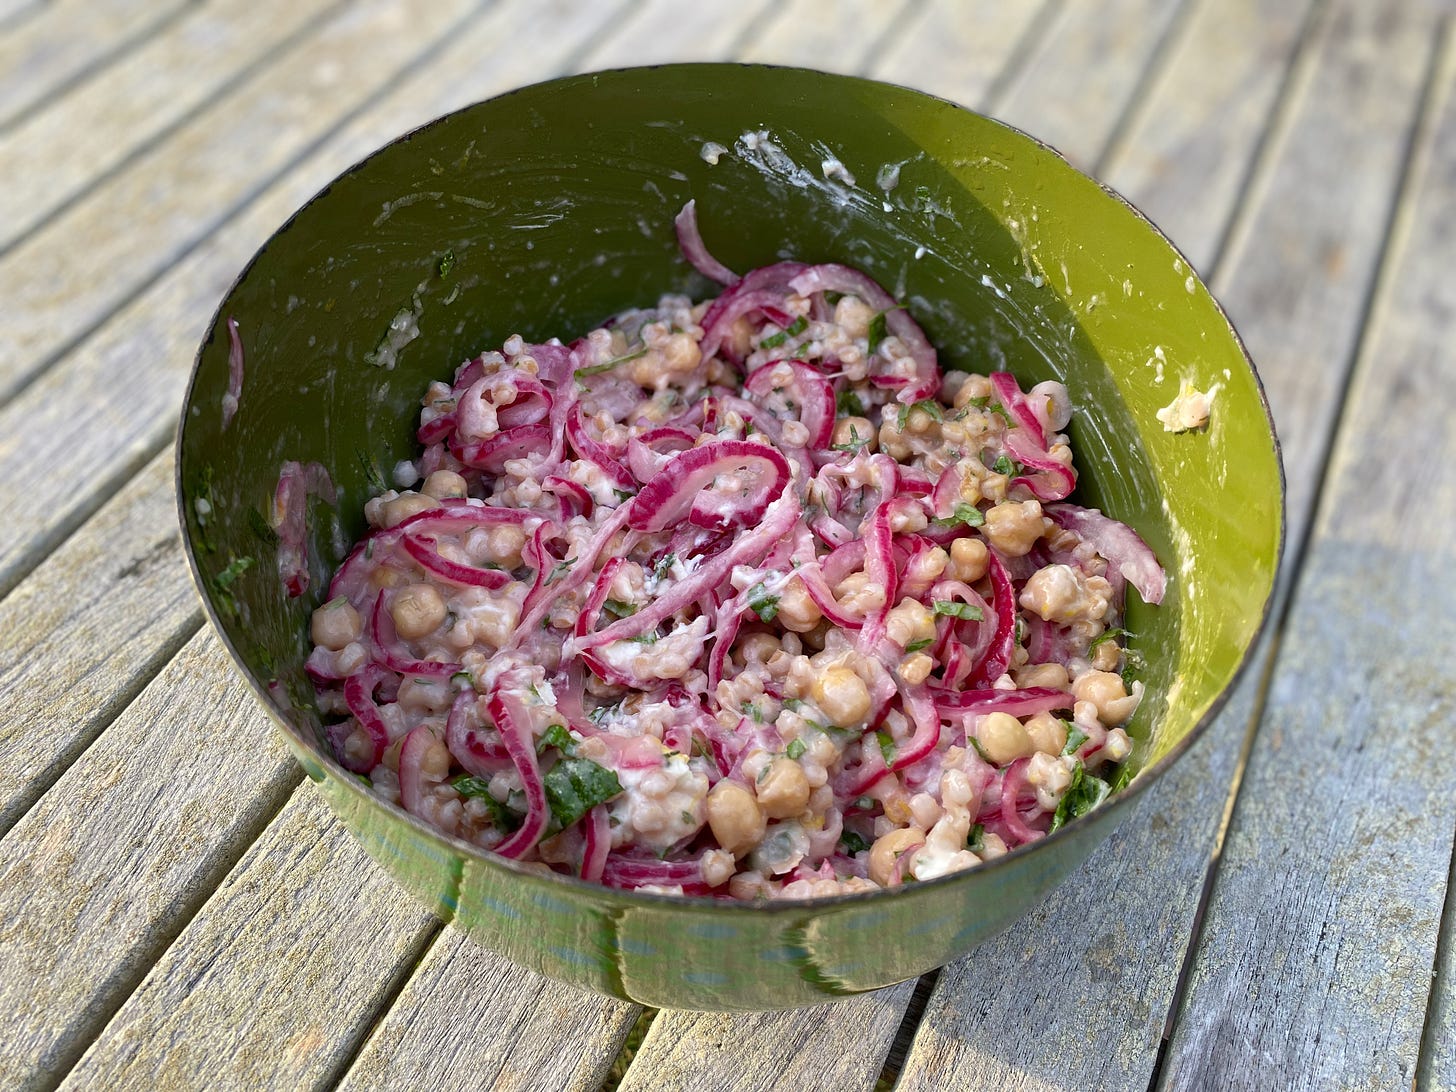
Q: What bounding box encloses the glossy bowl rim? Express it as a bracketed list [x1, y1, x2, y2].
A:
[175, 61, 1287, 916]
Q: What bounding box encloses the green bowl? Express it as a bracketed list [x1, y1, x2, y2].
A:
[177, 64, 1282, 1010]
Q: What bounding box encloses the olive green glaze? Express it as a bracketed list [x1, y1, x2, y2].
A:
[177, 65, 1283, 1010]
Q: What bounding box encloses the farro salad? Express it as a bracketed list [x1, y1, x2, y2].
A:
[301, 202, 1165, 900]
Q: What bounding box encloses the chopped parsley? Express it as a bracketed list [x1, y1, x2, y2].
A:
[1048, 761, 1111, 833]
[451, 775, 523, 830]
[246, 506, 279, 547]
[1110, 762, 1136, 793]
[785, 738, 807, 761]
[573, 346, 648, 379]
[875, 730, 897, 765]
[759, 315, 807, 349]
[652, 553, 677, 581]
[840, 831, 870, 855]
[543, 757, 623, 833]
[436, 250, 456, 278]
[356, 448, 388, 494]
[211, 555, 254, 618]
[587, 702, 618, 725]
[1062, 725, 1089, 756]
[450, 670, 474, 688]
[747, 582, 780, 623]
[897, 398, 944, 432]
[548, 560, 573, 582]
[969, 736, 990, 763]
[931, 502, 985, 529]
[831, 424, 872, 456]
[966, 823, 986, 853]
[836, 388, 866, 416]
[932, 600, 984, 621]
[905, 637, 933, 653]
[602, 599, 637, 620]
[992, 454, 1016, 477]
[536, 723, 576, 756]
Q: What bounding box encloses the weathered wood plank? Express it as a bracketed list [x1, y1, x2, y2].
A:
[738, 0, 916, 70]
[871, 0, 1053, 110]
[0, 0, 191, 130]
[0, 0, 342, 252]
[0, 628, 299, 1092]
[1163, 23, 1456, 1090]
[1423, 849, 1456, 1091]
[584, 0, 776, 66]
[60, 784, 439, 1091]
[336, 928, 640, 1092]
[618, 981, 916, 1092]
[894, 4, 1439, 1089]
[0, 0, 629, 602]
[0, 449, 200, 839]
[1102, 0, 1318, 273]
[0, 0, 482, 405]
[990, 0, 1191, 169]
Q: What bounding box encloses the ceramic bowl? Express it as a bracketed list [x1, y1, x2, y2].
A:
[176, 64, 1282, 1010]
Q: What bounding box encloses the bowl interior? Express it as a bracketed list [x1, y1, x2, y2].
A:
[177, 64, 1282, 1007]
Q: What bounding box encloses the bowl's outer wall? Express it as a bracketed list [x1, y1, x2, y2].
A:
[179, 65, 1282, 1008]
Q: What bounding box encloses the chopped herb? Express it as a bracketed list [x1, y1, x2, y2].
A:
[933, 600, 984, 621]
[214, 555, 254, 590]
[246, 507, 279, 547]
[782, 697, 805, 712]
[875, 731, 896, 765]
[741, 700, 763, 723]
[836, 388, 866, 416]
[603, 599, 637, 620]
[785, 738, 807, 761]
[840, 831, 870, 854]
[897, 398, 944, 431]
[1090, 626, 1134, 651]
[681, 810, 696, 826]
[1048, 761, 1111, 833]
[652, 553, 677, 581]
[905, 637, 933, 653]
[574, 346, 649, 379]
[867, 310, 888, 354]
[356, 448, 388, 494]
[969, 736, 990, 763]
[548, 560, 573, 582]
[543, 757, 622, 833]
[1062, 725, 1089, 756]
[993, 454, 1015, 477]
[536, 723, 576, 756]
[587, 702, 618, 725]
[450, 670, 474, 688]
[613, 488, 634, 502]
[747, 582, 780, 623]
[626, 631, 657, 645]
[931, 502, 985, 529]
[437, 250, 456, 278]
[1015, 616, 1027, 645]
[831, 425, 871, 456]
[989, 401, 1016, 427]
[824, 291, 844, 306]
[759, 315, 808, 349]
[451, 775, 523, 830]
[1109, 762, 1137, 793]
[966, 823, 985, 852]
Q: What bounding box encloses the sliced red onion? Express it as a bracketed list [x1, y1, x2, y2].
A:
[565, 404, 635, 491]
[931, 685, 1072, 718]
[580, 804, 612, 884]
[626, 439, 790, 534]
[222, 317, 244, 430]
[401, 534, 511, 589]
[997, 758, 1044, 845]
[446, 688, 508, 777]
[340, 666, 391, 772]
[398, 725, 437, 815]
[675, 199, 739, 286]
[698, 261, 807, 363]
[1045, 503, 1166, 604]
[453, 422, 552, 473]
[969, 549, 1016, 686]
[485, 678, 550, 859]
[990, 371, 1046, 447]
[743, 361, 836, 448]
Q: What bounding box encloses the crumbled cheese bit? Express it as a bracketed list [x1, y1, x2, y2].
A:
[1156, 379, 1213, 432]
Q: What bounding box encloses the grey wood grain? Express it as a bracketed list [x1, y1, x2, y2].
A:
[990, 0, 1192, 169]
[336, 927, 641, 1092]
[1163, 22, 1456, 1090]
[0, 449, 200, 838]
[739, 0, 917, 70]
[60, 785, 439, 1092]
[895, 3, 1440, 1089]
[0, 0, 342, 252]
[1103, 0, 1319, 273]
[0, 0, 483, 405]
[0, 628, 300, 1092]
[0, 0, 191, 131]
[585, 0, 779, 66]
[0, 0, 629, 601]
[617, 980, 917, 1092]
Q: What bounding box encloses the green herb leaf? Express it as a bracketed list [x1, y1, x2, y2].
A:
[537, 723, 576, 756]
[831, 424, 871, 455]
[993, 454, 1016, 477]
[613, 488, 634, 502]
[988, 401, 1016, 427]
[969, 736, 990, 763]
[574, 346, 648, 379]
[876, 731, 897, 766]
[905, 637, 933, 653]
[1090, 626, 1134, 651]
[450, 670, 474, 688]
[603, 599, 637, 620]
[543, 757, 622, 833]
[867, 310, 888, 354]
[1109, 762, 1136, 793]
[587, 702, 618, 725]
[966, 823, 985, 852]
[747, 582, 780, 623]
[931, 502, 985, 529]
[741, 699, 763, 723]
[214, 555, 254, 590]
[652, 553, 677, 581]
[759, 315, 807, 349]
[356, 448, 388, 494]
[451, 775, 523, 830]
[897, 398, 944, 432]
[1062, 725, 1089, 756]
[854, 796, 874, 810]
[932, 600, 984, 621]
[785, 738, 807, 761]
[246, 507, 279, 546]
[1048, 761, 1111, 833]
[437, 250, 456, 278]
[840, 831, 870, 855]
[836, 388, 866, 417]
[548, 560, 573, 582]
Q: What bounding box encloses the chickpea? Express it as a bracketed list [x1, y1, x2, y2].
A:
[1073, 670, 1140, 725]
[311, 598, 361, 651]
[952, 373, 994, 409]
[1016, 662, 1070, 691]
[392, 583, 447, 640]
[983, 499, 1045, 557]
[976, 711, 1035, 765]
[422, 469, 468, 499]
[885, 599, 936, 648]
[832, 415, 876, 452]
[947, 537, 989, 583]
[1092, 637, 1122, 672]
[811, 666, 872, 727]
[659, 331, 702, 374]
[483, 523, 526, 567]
[904, 407, 938, 435]
[739, 633, 780, 665]
[898, 652, 933, 686]
[776, 578, 823, 633]
[1025, 711, 1070, 755]
[868, 826, 926, 887]
[383, 491, 438, 528]
[835, 294, 875, 339]
[756, 758, 811, 819]
[834, 572, 886, 614]
[706, 780, 766, 855]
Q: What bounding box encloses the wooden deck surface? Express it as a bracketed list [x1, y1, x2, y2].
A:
[2, 1, 1454, 1089]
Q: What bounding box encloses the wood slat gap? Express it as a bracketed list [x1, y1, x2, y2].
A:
[980, 0, 1064, 115]
[875, 969, 939, 1088]
[0, 0, 45, 35]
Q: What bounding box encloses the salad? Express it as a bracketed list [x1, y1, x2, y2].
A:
[302, 202, 1165, 900]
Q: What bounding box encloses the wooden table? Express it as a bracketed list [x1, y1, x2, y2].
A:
[1, 1, 1453, 1088]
